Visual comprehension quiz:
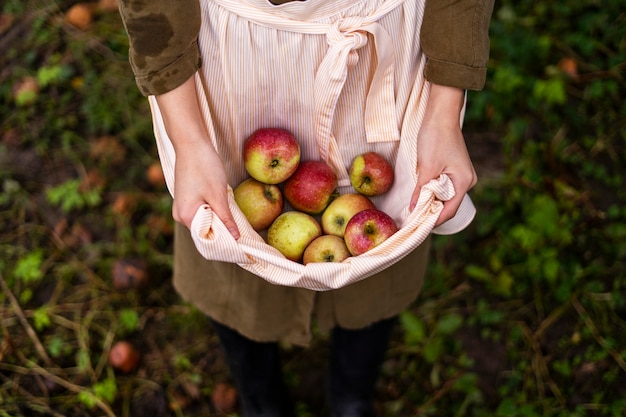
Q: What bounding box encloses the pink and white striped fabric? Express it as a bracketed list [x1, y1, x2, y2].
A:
[148, 0, 476, 291]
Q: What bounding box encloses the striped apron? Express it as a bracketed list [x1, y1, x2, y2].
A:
[148, 0, 475, 344]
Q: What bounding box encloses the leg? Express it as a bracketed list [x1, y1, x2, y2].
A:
[328, 316, 397, 417]
[210, 319, 295, 417]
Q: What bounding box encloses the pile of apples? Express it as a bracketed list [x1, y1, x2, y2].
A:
[234, 128, 398, 264]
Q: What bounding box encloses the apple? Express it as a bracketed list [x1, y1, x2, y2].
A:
[243, 128, 301, 184]
[267, 211, 322, 262]
[303, 235, 351, 265]
[284, 160, 338, 214]
[112, 258, 149, 291]
[234, 178, 283, 231]
[321, 193, 376, 237]
[211, 382, 238, 413]
[349, 151, 394, 196]
[108, 341, 140, 374]
[344, 209, 399, 256]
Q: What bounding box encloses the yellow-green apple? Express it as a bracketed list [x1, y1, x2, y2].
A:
[349, 151, 394, 196]
[267, 211, 322, 262]
[234, 178, 283, 231]
[284, 160, 338, 214]
[321, 193, 376, 237]
[344, 208, 399, 256]
[243, 128, 301, 184]
[303, 235, 351, 265]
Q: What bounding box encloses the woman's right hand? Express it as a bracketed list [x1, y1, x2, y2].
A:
[172, 140, 240, 240]
[156, 75, 240, 240]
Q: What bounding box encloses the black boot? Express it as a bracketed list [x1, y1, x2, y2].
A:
[210, 319, 296, 417]
[328, 316, 397, 417]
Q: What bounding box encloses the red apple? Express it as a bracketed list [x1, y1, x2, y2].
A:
[303, 235, 351, 265]
[112, 258, 149, 291]
[234, 178, 283, 231]
[344, 209, 399, 256]
[267, 211, 322, 262]
[284, 160, 338, 215]
[321, 193, 376, 237]
[108, 341, 140, 373]
[349, 152, 394, 196]
[243, 128, 301, 184]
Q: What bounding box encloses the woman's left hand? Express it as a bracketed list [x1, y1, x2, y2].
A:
[409, 84, 477, 227]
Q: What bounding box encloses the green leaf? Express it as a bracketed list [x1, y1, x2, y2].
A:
[465, 265, 493, 282]
[93, 378, 117, 403]
[173, 354, 192, 371]
[47, 336, 65, 358]
[399, 311, 425, 346]
[494, 270, 514, 297]
[435, 313, 463, 335]
[118, 309, 140, 335]
[32, 307, 51, 331]
[76, 350, 90, 371]
[14, 250, 44, 283]
[533, 77, 566, 106]
[46, 179, 102, 213]
[77, 391, 98, 409]
[423, 337, 444, 363]
[526, 195, 561, 239]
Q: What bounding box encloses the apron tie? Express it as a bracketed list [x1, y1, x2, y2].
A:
[214, 0, 403, 174]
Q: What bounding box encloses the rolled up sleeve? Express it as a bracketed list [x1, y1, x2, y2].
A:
[421, 0, 495, 91]
[118, 0, 202, 96]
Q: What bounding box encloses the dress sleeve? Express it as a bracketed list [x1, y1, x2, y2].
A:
[420, 0, 495, 91]
[118, 0, 202, 96]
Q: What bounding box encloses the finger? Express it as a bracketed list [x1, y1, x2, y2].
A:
[210, 199, 241, 240]
[409, 164, 439, 212]
[409, 186, 420, 212]
[434, 191, 465, 226]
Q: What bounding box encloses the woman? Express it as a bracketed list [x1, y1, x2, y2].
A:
[118, 0, 494, 415]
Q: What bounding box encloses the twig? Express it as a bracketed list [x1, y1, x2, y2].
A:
[0, 271, 52, 366]
[0, 372, 66, 417]
[571, 295, 626, 373]
[0, 360, 116, 417]
[534, 301, 571, 340]
[415, 370, 464, 415]
[519, 322, 567, 408]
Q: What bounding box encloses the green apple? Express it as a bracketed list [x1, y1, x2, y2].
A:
[321, 193, 376, 237]
[349, 151, 394, 196]
[234, 177, 283, 231]
[302, 235, 351, 265]
[267, 211, 322, 262]
[243, 128, 301, 184]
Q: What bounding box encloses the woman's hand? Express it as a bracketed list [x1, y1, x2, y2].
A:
[156, 75, 241, 239]
[409, 84, 477, 227]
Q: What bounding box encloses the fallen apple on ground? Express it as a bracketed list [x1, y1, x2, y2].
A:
[108, 341, 140, 374]
[343, 208, 399, 256]
[349, 151, 394, 196]
[284, 160, 338, 215]
[303, 235, 351, 265]
[321, 193, 376, 237]
[267, 211, 322, 262]
[243, 127, 301, 184]
[234, 177, 283, 231]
